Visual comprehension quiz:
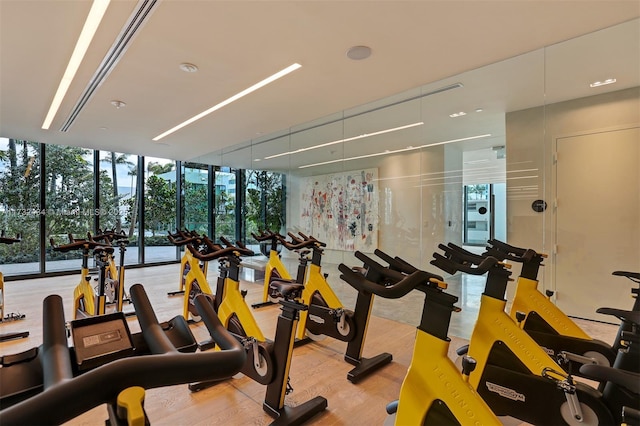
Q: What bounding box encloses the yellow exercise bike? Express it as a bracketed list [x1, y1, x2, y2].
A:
[50, 233, 116, 319]
[92, 228, 132, 314]
[482, 239, 639, 374]
[338, 251, 501, 425]
[251, 230, 308, 308]
[431, 244, 625, 425]
[166, 229, 209, 297]
[184, 234, 328, 424]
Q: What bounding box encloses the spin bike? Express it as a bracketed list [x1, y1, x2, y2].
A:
[0, 231, 29, 341]
[92, 228, 131, 313]
[251, 230, 308, 308]
[50, 233, 118, 319]
[184, 235, 328, 425]
[272, 232, 395, 383]
[338, 252, 502, 425]
[0, 284, 246, 425]
[431, 245, 636, 425]
[483, 239, 639, 373]
[166, 229, 208, 297]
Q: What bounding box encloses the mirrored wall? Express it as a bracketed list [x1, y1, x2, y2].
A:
[192, 19, 639, 327]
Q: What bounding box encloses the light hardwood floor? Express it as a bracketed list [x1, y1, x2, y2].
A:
[0, 263, 618, 425]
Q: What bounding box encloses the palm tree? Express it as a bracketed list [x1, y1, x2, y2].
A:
[101, 153, 133, 232]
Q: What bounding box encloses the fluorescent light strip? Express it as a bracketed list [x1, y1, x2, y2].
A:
[153, 63, 302, 141]
[264, 121, 424, 160]
[42, 0, 111, 129]
[590, 78, 616, 88]
[299, 134, 491, 169]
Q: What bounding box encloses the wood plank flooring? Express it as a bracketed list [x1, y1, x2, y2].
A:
[0, 263, 618, 425]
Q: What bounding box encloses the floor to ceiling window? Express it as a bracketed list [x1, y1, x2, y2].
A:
[98, 151, 138, 264]
[0, 139, 40, 275]
[244, 169, 286, 252]
[44, 144, 95, 272]
[214, 167, 237, 243]
[181, 162, 209, 236]
[142, 157, 178, 263]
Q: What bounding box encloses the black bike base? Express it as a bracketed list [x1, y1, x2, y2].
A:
[345, 353, 393, 383]
[0, 331, 29, 342]
[293, 336, 313, 348]
[264, 396, 328, 426]
[252, 300, 276, 309]
[188, 376, 232, 392]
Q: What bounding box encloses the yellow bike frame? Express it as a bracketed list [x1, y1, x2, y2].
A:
[217, 267, 267, 342]
[396, 331, 500, 425]
[510, 276, 591, 339]
[183, 253, 266, 341]
[467, 294, 568, 389]
[182, 253, 215, 321]
[261, 247, 293, 303]
[296, 262, 344, 341]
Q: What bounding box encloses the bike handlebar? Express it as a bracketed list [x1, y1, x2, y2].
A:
[49, 234, 110, 253]
[339, 264, 442, 299]
[0, 284, 246, 425]
[251, 229, 279, 242]
[0, 230, 21, 245]
[373, 249, 444, 282]
[186, 235, 254, 261]
[431, 252, 509, 276]
[166, 229, 201, 246]
[484, 239, 546, 263]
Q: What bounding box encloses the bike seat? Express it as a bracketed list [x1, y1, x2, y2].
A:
[269, 282, 304, 300]
[579, 364, 640, 394]
[596, 307, 640, 326]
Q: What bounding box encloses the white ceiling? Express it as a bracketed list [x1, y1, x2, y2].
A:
[1, 1, 638, 165]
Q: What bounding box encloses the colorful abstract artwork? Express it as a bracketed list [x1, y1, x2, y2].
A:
[300, 169, 378, 251]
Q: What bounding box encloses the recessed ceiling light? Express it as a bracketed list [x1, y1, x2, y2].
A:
[475, 108, 484, 113]
[110, 100, 126, 109]
[347, 45, 372, 60]
[449, 111, 467, 118]
[590, 78, 616, 88]
[179, 63, 198, 73]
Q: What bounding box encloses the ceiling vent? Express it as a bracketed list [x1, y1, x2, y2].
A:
[60, 0, 159, 132]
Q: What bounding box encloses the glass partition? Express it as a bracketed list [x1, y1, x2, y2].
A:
[206, 20, 640, 329]
[541, 19, 640, 320]
[0, 139, 40, 275]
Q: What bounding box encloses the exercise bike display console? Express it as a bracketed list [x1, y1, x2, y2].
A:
[0, 284, 246, 425]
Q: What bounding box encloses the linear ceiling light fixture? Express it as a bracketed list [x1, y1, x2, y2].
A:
[60, 0, 159, 132]
[41, 0, 111, 129]
[299, 133, 491, 169]
[264, 121, 424, 160]
[589, 78, 616, 88]
[153, 63, 302, 141]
